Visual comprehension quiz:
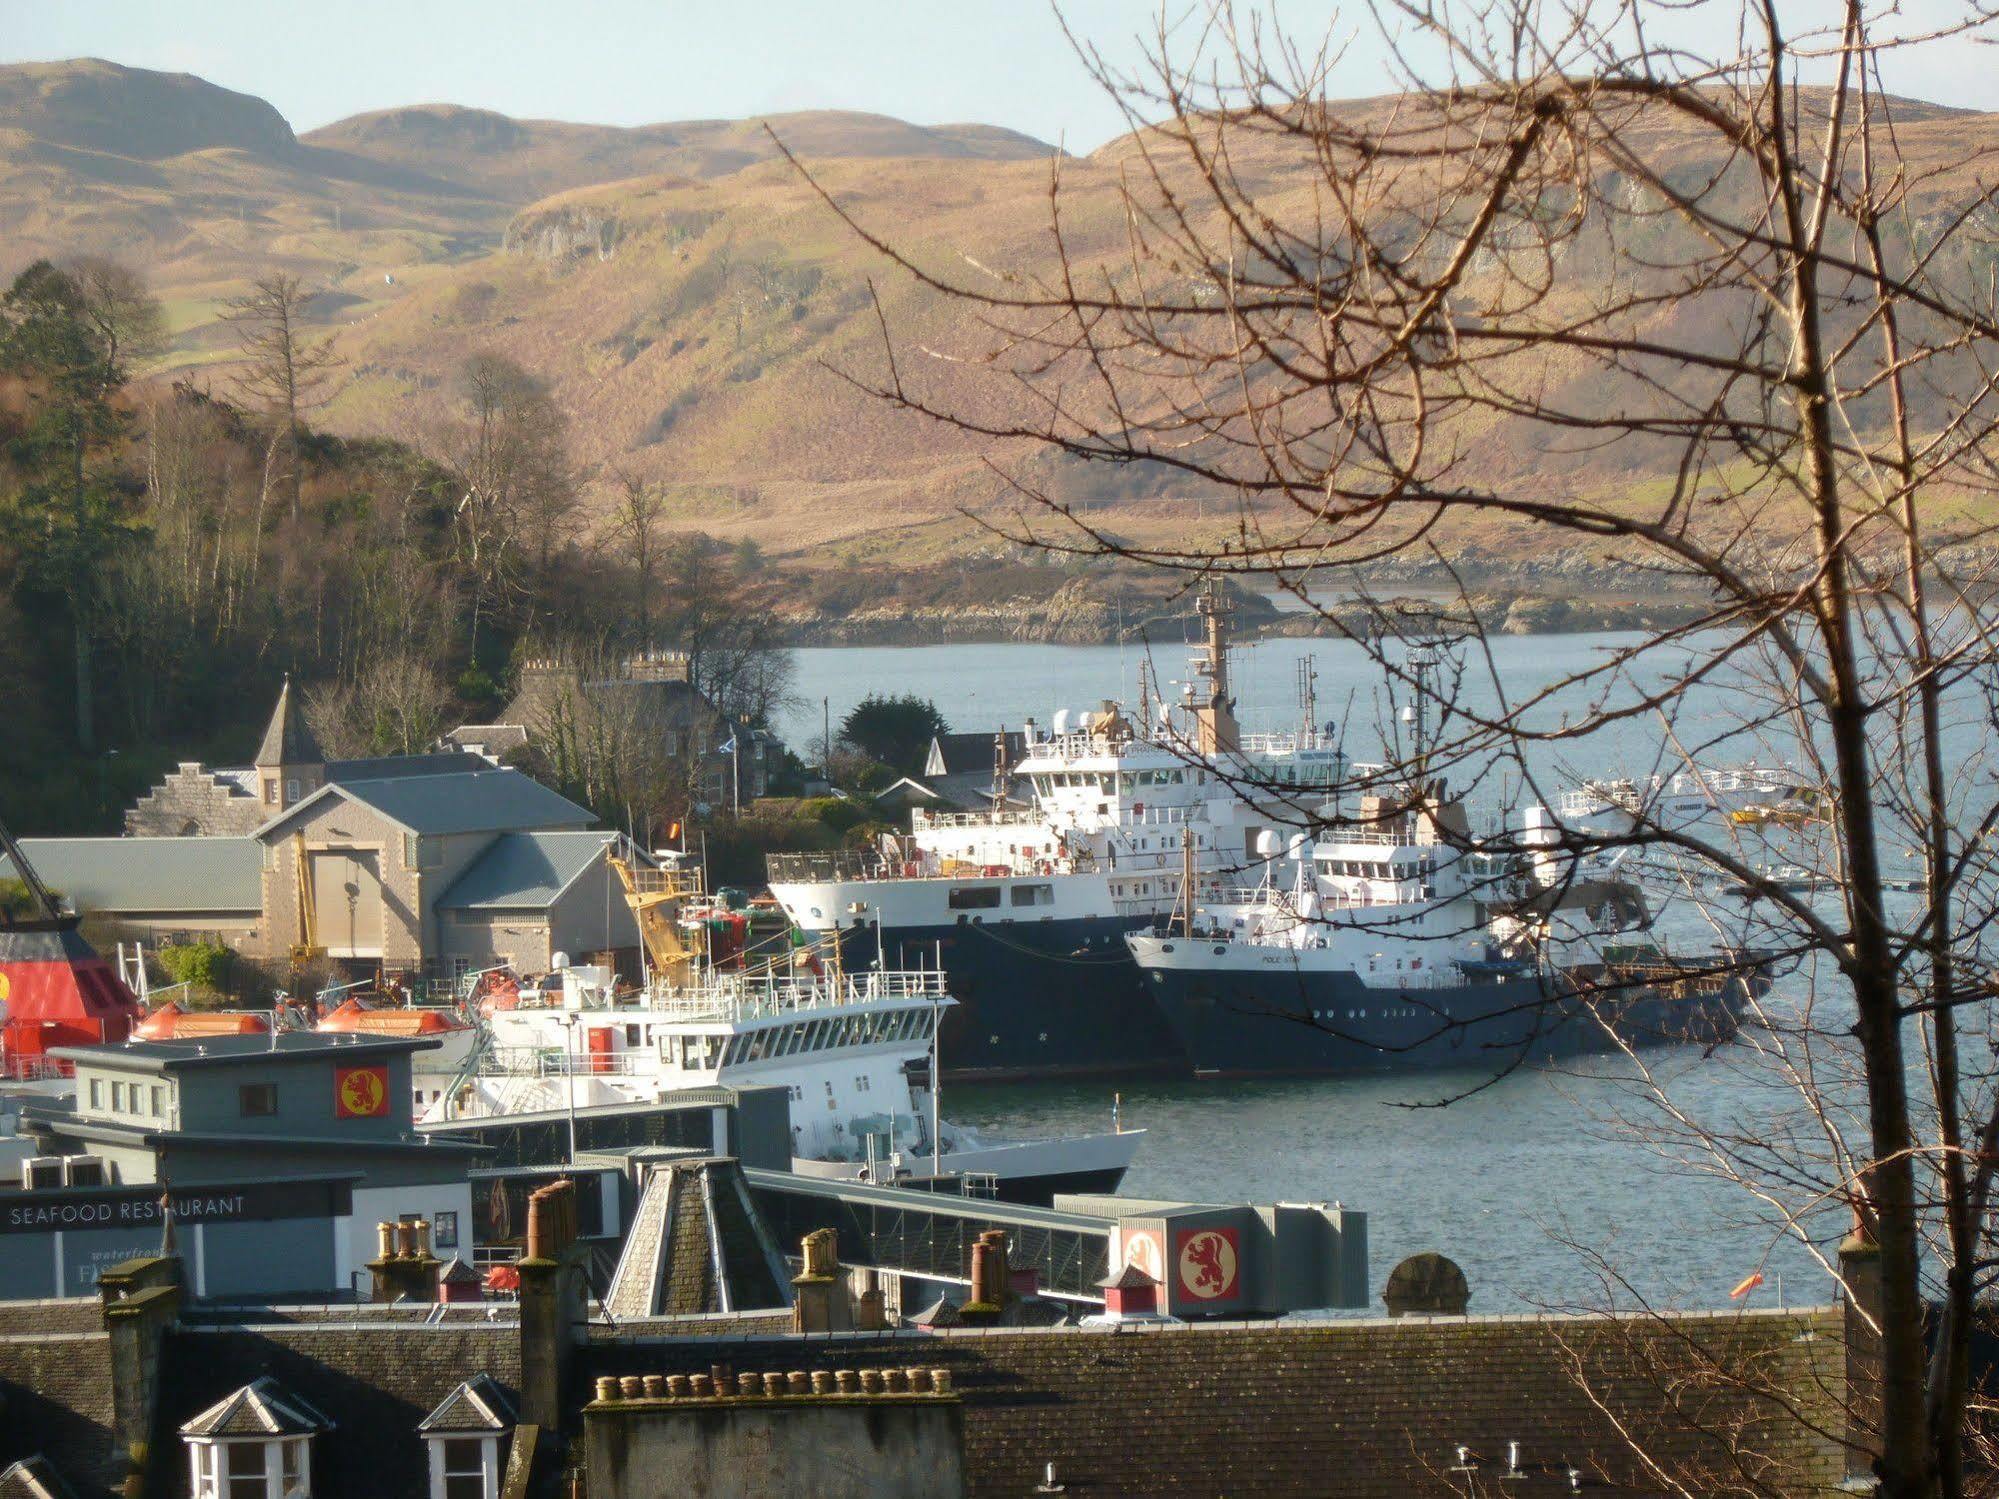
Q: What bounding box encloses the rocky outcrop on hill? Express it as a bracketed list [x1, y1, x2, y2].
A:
[505, 205, 622, 260]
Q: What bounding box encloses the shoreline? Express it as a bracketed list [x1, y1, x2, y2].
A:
[777, 590, 1714, 648]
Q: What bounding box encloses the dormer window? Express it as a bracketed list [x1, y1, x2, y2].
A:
[419, 1375, 515, 1499]
[181, 1378, 329, 1499]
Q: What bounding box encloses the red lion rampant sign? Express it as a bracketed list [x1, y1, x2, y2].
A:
[1175, 1226, 1241, 1302]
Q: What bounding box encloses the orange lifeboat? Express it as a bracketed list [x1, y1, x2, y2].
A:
[315, 997, 469, 1038]
[134, 1002, 269, 1040]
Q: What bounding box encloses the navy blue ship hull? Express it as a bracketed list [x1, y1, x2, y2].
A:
[834, 916, 1186, 1083]
[1139, 954, 1759, 1078]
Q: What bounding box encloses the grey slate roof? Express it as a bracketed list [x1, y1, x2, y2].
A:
[260, 767, 594, 839]
[436, 831, 616, 911]
[0, 1456, 77, 1499]
[327, 752, 480, 783]
[0, 837, 261, 915]
[180, 1377, 331, 1437]
[418, 1374, 515, 1434]
[254, 680, 322, 768]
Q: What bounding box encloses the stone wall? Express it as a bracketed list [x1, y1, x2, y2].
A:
[584, 1392, 964, 1499]
[124, 765, 262, 838]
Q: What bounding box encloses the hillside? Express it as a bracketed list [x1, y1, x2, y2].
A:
[0, 60, 1055, 373]
[5, 58, 1997, 592]
[302, 105, 1055, 203]
[308, 86, 1999, 571]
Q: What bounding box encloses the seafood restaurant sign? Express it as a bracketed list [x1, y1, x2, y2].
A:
[0, 1176, 359, 1299]
[0, 1178, 353, 1234]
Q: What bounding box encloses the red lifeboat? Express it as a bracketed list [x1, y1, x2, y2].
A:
[316, 997, 469, 1038]
[0, 917, 144, 1077]
[133, 1002, 269, 1040]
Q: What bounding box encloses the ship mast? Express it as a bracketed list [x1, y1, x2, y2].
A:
[1193, 581, 1239, 756]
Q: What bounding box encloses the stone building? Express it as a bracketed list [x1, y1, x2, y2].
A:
[451, 652, 774, 812]
[253, 768, 640, 980]
[125, 680, 474, 839]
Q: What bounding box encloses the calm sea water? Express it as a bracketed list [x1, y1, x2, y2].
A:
[779, 634, 1874, 1314]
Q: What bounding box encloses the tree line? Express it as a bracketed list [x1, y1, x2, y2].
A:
[0, 260, 791, 834]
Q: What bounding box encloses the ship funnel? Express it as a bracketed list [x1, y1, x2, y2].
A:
[1052, 709, 1070, 735]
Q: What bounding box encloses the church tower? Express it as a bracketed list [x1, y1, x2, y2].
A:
[255, 677, 325, 811]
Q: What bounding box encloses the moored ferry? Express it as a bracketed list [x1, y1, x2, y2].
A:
[768, 585, 1349, 1080]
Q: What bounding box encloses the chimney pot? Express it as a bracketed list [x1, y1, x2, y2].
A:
[619, 1377, 643, 1400]
[376, 1222, 396, 1259]
[664, 1375, 689, 1399]
[737, 1373, 761, 1397]
[642, 1376, 666, 1399]
[931, 1368, 952, 1394]
[811, 1371, 834, 1395]
[594, 1378, 619, 1404]
[860, 1369, 885, 1395]
[689, 1374, 713, 1398]
[787, 1371, 811, 1395]
[907, 1368, 933, 1394]
[835, 1370, 859, 1394]
[884, 1369, 908, 1394]
[762, 1372, 786, 1397]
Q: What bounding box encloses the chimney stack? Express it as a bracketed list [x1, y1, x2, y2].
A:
[1839, 1212, 1884, 1486]
[367, 1218, 442, 1303]
[791, 1229, 855, 1334]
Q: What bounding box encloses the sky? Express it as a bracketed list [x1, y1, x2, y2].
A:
[0, 1, 1992, 152]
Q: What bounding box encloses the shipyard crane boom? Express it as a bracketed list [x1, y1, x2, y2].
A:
[0, 814, 61, 925]
[290, 830, 326, 971]
[609, 848, 700, 987]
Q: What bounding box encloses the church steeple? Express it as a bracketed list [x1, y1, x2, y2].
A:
[255, 677, 325, 811]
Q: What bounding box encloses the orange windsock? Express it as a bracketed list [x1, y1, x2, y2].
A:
[1729, 1272, 1765, 1299]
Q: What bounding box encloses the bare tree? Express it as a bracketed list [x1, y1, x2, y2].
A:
[605, 463, 669, 647]
[789, 3, 1999, 1492]
[445, 352, 572, 655]
[223, 273, 342, 528]
[304, 650, 450, 759]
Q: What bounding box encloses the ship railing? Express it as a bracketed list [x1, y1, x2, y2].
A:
[478, 1047, 646, 1079]
[766, 850, 884, 884]
[641, 969, 953, 1020]
[0, 1055, 72, 1082]
[911, 808, 1047, 831]
[1237, 730, 1344, 755]
[1317, 827, 1427, 848]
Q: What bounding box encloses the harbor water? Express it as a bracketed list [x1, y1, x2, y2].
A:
[779, 633, 1888, 1313]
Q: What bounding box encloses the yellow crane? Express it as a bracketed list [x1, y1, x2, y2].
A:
[290, 830, 326, 975]
[609, 853, 701, 988]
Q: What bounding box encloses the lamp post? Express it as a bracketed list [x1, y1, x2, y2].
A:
[553, 1011, 579, 1166]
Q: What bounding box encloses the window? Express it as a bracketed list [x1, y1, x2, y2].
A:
[111, 1082, 126, 1113]
[151, 1085, 164, 1118]
[1010, 883, 1054, 907]
[264, 780, 277, 805]
[89, 1079, 102, 1110]
[947, 885, 1002, 911]
[285, 779, 300, 804]
[239, 1084, 278, 1118]
[427, 1436, 501, 1499]
[434, 1211, 459, 1251]
[188, 1437, 310, 1499]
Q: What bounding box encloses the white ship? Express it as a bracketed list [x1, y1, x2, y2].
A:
[423, 862, 1140, 1206]
[767, 584, 1349, 1079]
